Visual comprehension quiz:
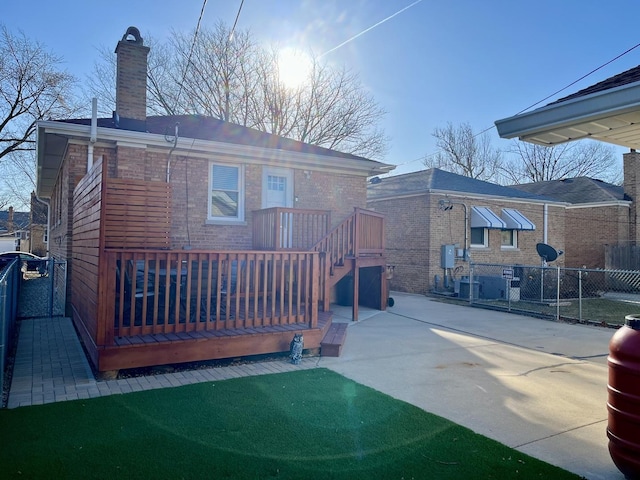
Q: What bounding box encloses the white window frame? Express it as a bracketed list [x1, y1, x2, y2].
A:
[501, 229, 518, 249]
[208, 162, 245, 223]
[470, 227, 488, 248]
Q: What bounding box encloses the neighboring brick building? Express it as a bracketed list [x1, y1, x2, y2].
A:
[0, 207, 29, 252]
[367, 168, 565, 295]
[512, 176, 631, 269]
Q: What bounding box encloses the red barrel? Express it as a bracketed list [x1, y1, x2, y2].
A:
[608, 315, 640, 479]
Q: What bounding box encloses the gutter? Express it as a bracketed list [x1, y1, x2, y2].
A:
[495, 81, 640, 140]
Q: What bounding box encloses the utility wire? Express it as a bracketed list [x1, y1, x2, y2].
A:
[514, 41, 640, 116]
[391, 42, 640, 174]
[172, 0, 208, 114]
[229, 0, 245, 42]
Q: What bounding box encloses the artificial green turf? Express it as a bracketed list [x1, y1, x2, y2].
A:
[0, 368, 580, 479]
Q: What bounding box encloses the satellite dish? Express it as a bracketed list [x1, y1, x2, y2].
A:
[536, 243, 562, 262]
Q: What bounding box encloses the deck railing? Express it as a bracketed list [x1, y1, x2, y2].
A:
[311, 208, 385, 308]
[312, 207, 385, 273]
[101, 250, 319, 344]
[252, 207, 331, 250]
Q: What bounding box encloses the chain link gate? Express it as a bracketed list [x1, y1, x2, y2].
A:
[18, 258, 67, 319]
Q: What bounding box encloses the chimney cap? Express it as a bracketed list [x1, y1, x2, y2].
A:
[121, 26, 143, 45]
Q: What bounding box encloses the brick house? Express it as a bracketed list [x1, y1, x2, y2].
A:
[366, 168, 565, 295]
[35, 27, 393, 373]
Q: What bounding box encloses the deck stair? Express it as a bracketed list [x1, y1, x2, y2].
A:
[320, 322, 348, 357]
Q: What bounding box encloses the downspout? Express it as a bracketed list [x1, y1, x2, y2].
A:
[543, 203, 548, 244]
[34, 194, 50, 257]
[165, 123, 179, 182]
[461, 202, 469, 261]
[87, 98, 97, 170]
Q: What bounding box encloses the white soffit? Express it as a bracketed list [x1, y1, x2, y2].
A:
[471, 207, 506, 229]
[502, 208, 535, 230]
[494, 82, 640, 150]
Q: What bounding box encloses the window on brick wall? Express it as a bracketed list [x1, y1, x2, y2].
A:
[208, 162, 244, 222]
[470, 227, 488, 248]
[501, 229, 517, 248]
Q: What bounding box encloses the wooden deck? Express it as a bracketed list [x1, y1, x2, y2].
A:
[70, 159, 386, 372]
[100, 311, 332, 371]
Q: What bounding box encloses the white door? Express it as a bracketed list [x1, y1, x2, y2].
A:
[262, 167, 294, 247]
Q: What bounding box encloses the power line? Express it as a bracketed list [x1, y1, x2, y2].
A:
[397, 42, 640, 175]
[514, 41, 640, 116]
[229, 0, 245, 42]
[172, 0, 208, 113]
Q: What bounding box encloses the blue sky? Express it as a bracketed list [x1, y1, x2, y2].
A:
[4, 0, 640, 176]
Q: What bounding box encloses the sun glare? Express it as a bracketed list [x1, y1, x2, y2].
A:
[277, 47, 313, 89]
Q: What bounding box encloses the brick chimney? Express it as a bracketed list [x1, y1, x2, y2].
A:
[114, 26, 149, 131]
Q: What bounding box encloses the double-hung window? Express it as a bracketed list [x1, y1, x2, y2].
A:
[209, 163, 244, 222]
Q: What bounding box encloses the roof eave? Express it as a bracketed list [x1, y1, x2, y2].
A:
[36, 120, 394, 198]
[495, 81, 640, 147]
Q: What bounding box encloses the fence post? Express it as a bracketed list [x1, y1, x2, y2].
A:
[556, 266, 560, 321]
[469, 263, 474, 304]
[49, 258, 55, 317]
[578, 269, 583, 322]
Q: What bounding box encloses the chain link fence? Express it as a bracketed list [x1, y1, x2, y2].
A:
[457, 263, 640, 326]
[1, 258, 20, 401]
[18, 259, 67, 319]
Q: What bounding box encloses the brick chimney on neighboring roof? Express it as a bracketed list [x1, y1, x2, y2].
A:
[114, 26, 149, 131]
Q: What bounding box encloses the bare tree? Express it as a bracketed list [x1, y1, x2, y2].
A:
[87, 22, 388, 159]
[1, 150, 36, 209]
[0, 25, 78, 162]
[0, 25, 79, 210]
[501, 140, 620, 184]
[425, 123, 502, 180]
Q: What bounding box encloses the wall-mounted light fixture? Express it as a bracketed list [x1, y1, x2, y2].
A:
[303, 170, 312, 179]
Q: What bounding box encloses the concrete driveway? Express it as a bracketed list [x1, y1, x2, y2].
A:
[319, 292, 625, 480]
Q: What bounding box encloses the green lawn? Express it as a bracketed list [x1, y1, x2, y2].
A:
[434, 295, 632, 326]
[0, 369, 580, 479]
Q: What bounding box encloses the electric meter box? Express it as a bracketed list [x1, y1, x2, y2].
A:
[441, 244, 455, 269]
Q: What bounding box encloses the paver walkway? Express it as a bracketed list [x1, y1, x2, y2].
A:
[7, 316, 317, 409]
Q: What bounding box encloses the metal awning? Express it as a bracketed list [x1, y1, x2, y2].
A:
[470, 207, 506, 229]
[501, 208, 535, 230]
